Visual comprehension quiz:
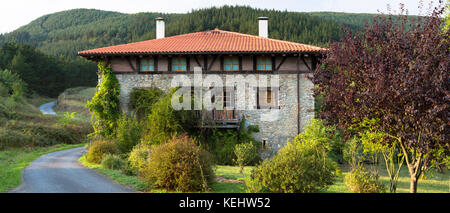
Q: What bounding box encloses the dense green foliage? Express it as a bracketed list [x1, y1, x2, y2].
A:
[86, 139, 119, 164]
[140, 134, 215, 192]
[234, 142, 259, 173]
[343, 137, 364, 169]
[0, 7, 418, 98]
[140, 88, 197, 145]
[129, 88, 164, 120]
[344, 166, 386, 193]
[126, 143, 150, 175]
[0, 7, 414, 59]
[0, 43, 96, 97]
[0, 7, 342, 58]
[246, 119, 337, 193]
[0, 119, 90, 149]
[0, 69, 92, 150]
[101, 154, 126, 170]
[201, 120, 261, 165]
[116, 114, 143, 153]
[314, 5, 449, 193]
[87, 62, 121, 139]
[0, 69, 26, 99]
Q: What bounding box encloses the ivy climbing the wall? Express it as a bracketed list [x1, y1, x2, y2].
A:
[87, 62, 121, 139]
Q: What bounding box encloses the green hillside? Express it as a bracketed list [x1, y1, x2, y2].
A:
[0, 6, 380, 58]
[0, 6, 420, 97]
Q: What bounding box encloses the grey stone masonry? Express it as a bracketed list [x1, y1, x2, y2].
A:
[113, 72, 314, 158]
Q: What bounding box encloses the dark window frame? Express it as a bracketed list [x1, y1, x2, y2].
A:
[256, 56, 273, 71]
[171, 56, 188, 72]
[223, 56, 240, 71]
[256, 87, 280, 109]
[140, 57, 156, 72]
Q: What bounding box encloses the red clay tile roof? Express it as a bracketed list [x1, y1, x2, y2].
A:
[78, 29, 326, 56]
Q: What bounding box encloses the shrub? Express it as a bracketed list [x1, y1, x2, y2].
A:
[126, 143, 150, 175]
[0, 119, 92, 149]
[0, 82, 8, 97]
[139, 134, 215, 192]
[57, 112, 79, 126]
[208, 130, 239, 165]
[129, 88, 164, 119]
[343, 137, 364, 169]
[101, 154, 126, 170]
[234, 142, 259, 173]
[116, 114, 143, 153]
[246, 119, 337, 193]
[141, 89, 182, 145]
[0, 69, 27, 97]
[203, 120, 261, 165]
[344, 166, 386, 193]
[102, 155, 125, 170]
[87, 140, 119, 164]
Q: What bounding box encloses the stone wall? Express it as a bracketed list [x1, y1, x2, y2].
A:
[114, 72, 314, 158]
[100, 55, 315, 157]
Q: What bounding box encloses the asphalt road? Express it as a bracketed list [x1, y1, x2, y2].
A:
[10, 147, 135, 193]
[39, 101, 57, 115]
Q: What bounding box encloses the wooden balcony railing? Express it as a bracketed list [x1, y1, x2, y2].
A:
[194, 109, 240, 128]
[213, 109, 238, 122]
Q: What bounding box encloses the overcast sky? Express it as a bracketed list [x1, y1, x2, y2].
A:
[0, 0, 442, 34]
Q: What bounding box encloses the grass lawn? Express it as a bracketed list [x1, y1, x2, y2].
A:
[214, 165, 254, 181]
[77, 158, 449, 193]
[325, 164, 449, 193]
[78, 158, 253, 193]
[0, 143, 85, 192]
[210, 165, 254, 193]
[78, 155, 155, 192]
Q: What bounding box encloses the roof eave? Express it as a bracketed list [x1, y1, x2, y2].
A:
[78, 50, 326, 58]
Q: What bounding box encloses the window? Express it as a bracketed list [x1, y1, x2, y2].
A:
[257, 87, 278, 109]
[214, 88, 234, 109]
[223, 56, 239, 71]
[141, 58, 155, 71]
[256, 56, 272, 71]
[172, 57, 187, 71]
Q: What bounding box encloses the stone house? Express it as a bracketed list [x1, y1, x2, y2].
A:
[78, 17, 325, 156]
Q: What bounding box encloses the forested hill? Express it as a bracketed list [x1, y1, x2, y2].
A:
[0, 6, 381, 59]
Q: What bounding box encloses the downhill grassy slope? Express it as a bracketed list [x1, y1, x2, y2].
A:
[54, 86, 96, 119]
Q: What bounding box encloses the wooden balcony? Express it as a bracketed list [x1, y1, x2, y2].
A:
[213, 109, 238, 122]
[196, 109, 240, 129]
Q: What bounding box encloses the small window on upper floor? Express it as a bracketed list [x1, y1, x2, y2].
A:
[172, 57, 187, 71]
[223, 56, 239, 71]
[141, 58, 155, 71]
[257, 87, 279, 109]
[256, 56, 272, 71]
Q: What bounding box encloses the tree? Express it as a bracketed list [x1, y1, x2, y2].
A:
[358, 118, 404, 193]
[314, 2, 449, 193]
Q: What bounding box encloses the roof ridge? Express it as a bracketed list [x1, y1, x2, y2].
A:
[213, 29, 324, 49]
[78, 28, 326, 55]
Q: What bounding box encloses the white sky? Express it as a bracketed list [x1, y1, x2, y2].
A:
[0, 0, 442, 34]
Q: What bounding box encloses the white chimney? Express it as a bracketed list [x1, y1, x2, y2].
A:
[258, 17, 268, 38]
[156, 17, 165, 39]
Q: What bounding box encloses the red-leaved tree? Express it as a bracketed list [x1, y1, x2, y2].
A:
[314, 2, 449, 193]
